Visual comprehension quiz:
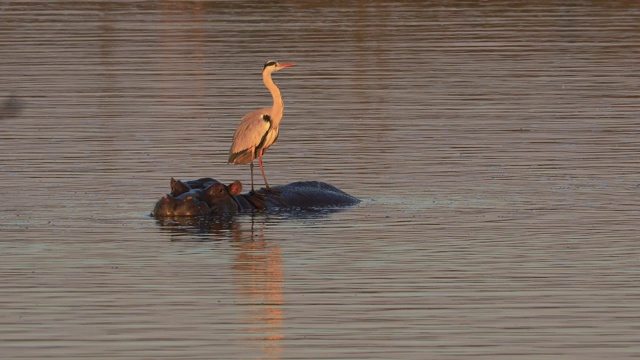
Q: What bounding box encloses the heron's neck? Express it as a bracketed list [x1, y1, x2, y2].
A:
[263, 71, 284, 124]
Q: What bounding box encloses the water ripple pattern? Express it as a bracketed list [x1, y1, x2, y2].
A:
[1, 2, 639, 359]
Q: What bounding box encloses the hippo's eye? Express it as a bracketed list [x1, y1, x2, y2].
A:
[211, 184, 225, 195]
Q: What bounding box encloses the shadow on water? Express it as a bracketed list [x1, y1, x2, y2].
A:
[0, 94, 22, 120]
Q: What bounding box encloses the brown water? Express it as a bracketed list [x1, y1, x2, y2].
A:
[1, 1, 639, 359]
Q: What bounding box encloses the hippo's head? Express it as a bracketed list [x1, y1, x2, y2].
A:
[153, 194, 176, 218]
[202, 180, 243, 214]
[152, 194, 210, 218]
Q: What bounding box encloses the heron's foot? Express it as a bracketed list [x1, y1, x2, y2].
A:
[246, 192, 268, 210]
[265, 186, 281, 195]
[249, 189, 268, 199]
[265, 186, 289, 206]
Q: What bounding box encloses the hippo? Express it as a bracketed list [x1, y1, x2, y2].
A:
[152, 177, 360, 218]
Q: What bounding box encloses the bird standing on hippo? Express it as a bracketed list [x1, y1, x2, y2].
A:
[152, 61, 360, 219]
[228, 60, 294, 195]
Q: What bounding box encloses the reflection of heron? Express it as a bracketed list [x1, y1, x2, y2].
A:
[0, 94, 22, 120]
[232, 217, 283, 358]
[228, 61, 295, 194]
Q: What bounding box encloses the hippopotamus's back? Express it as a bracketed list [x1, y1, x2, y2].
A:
[271, 181, 360, 209]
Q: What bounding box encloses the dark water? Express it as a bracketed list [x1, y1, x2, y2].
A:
[1, 1, 639, 359]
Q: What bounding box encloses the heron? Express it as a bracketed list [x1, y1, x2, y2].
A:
[228, 60, 295, 194]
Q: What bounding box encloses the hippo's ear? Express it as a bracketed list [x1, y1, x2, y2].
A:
[170, 178, 190, 196]
[228, 180, 242, 196]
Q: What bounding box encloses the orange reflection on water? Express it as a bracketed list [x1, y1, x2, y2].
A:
[233, 223, 284, 359]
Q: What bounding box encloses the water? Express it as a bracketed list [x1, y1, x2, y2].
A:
[1, 1, 639, 359]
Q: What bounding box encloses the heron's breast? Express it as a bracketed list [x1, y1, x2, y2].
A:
[260, 126, 279, 150]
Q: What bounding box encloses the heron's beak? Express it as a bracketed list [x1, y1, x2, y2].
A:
[279, 62, 295, 69]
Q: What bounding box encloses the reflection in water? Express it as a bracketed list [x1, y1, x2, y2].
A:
[155, 207, 356, 238]
[154, 208, 351, 358]
[157, 214, 240, 238]
[154, 206, 360, 357]
[158, 214, 285, 359]
[232, 218, 284, 360]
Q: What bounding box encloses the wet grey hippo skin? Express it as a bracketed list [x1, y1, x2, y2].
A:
[152, 177, 360, 218]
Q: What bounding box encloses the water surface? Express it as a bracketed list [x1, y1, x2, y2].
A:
[1, 1, 639, 359]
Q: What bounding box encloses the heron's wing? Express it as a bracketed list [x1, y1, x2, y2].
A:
[228, 108, 272, 164]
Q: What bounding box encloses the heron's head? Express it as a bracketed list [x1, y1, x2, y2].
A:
[263, 60, 295, 74]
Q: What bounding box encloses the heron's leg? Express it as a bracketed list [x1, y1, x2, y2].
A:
[257, 150, 268, 188]
[256, 151, 287, 206]
[257, 150, 278, 193]
[249, 158, 269, 199]
[250, 161, 255, 193]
